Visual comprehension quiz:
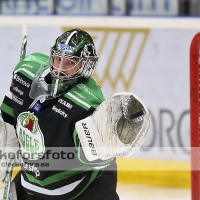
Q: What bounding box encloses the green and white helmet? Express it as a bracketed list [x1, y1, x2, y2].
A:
[50, 28, 98, 79]
[29, 28, 98, 100]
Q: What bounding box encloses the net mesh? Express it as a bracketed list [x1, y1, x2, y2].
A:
[118, 95, 145, 144]
[94, 93, 150, 159]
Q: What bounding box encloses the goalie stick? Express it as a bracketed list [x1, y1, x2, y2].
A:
[20, 23, 30, 61]
[190, 32, 200, 200]
[3, 23, 30, 200]
[3, 159, 17, 200]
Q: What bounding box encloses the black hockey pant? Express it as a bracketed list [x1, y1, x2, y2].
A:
[13, 169, 120, 200]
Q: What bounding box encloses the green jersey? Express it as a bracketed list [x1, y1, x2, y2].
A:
[0, 53, 113, 200]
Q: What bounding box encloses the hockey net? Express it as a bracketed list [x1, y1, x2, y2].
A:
[190, 32, 200, 200]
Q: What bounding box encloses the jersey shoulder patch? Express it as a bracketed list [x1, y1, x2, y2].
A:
[13, 53, 49, 80]
[64, 78, 105, 110]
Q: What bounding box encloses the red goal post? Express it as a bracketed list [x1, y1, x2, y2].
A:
[190, 32, 200, 200]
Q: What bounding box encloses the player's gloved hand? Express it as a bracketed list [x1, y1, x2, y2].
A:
[75, 92, 150, 161]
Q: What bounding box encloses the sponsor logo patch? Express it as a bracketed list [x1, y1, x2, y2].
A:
[23, 55, 47, 65]
[52, 105, 68, 118]
[11, 83, 24, 95]
[32, 102, 42, 113]
[13, 94, 24, 105]
[76, 84, 98, 100]
[58, 43, 74, 52]
[58, 98, 73, 109]
[73, 91, 86, 99]
[22, 63, 34, 69]
[13, 74, 30, 88]
[21, 158, 40, 178]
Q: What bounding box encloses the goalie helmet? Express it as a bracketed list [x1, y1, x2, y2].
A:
[29, 28, 98, 100]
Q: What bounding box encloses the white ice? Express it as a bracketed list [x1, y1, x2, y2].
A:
[117, 183, 191, 200]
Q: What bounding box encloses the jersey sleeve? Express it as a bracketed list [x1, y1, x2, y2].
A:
[0, 90, 14, 125]
[1, 52, 49, 125]
[68, 78, 114, 167]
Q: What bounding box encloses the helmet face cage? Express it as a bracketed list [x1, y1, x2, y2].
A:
[29, 29, 98, 100]
[49, 29, 98, 81]
[49, 49, 83, 80]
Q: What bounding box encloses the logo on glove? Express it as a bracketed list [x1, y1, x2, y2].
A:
[82, 123, 97, 156]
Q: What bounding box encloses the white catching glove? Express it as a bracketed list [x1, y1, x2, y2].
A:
[0, 114, 20, 181]
[75, 92, 150, 161]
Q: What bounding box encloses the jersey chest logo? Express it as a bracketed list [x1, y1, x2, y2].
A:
[16, 111, 45, 160]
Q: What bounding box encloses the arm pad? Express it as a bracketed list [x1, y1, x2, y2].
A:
[0, 114, 20, 181]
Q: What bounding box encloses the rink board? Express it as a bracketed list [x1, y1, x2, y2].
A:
[0, 159, 190, 189]
[117, 158, 190, 188]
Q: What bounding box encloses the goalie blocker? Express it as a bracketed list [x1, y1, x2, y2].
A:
[75, 92, 150, 161]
